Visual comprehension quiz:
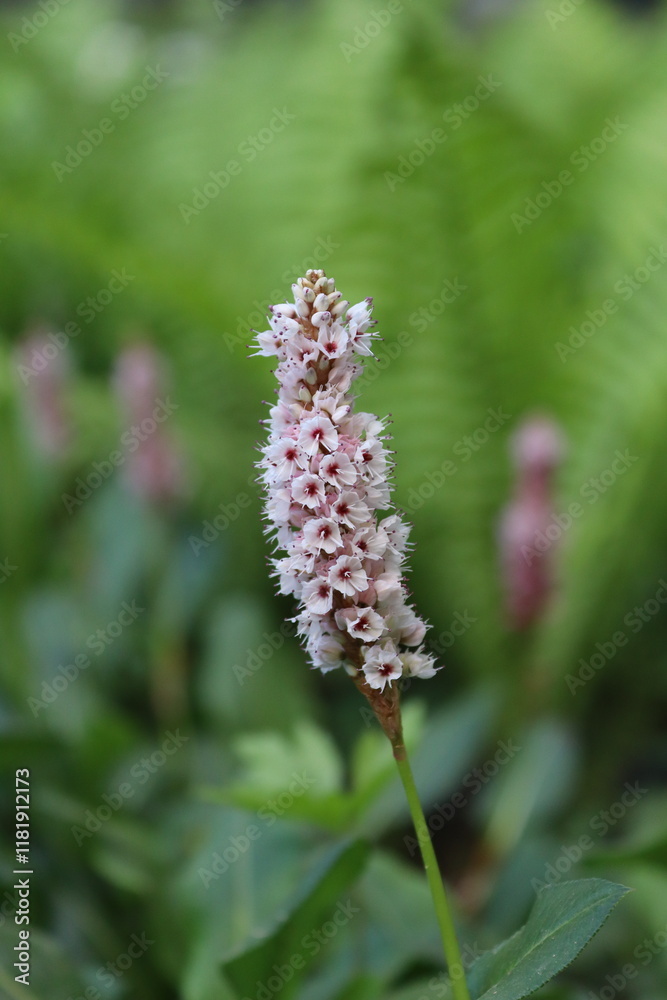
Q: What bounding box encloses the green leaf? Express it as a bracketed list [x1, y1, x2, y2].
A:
[232, 720, 344, 796]
[200, 720, 353, 830]
[0, 926, 87, 1000]
[222, 838, 371, 999]
[355, 851, 450, 978]
[331, 975, 386, 1000]
[467, 879, 630, 1000]
[481, 719, 579, 855]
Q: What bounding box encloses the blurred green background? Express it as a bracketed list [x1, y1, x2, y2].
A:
[1, 0, 667, 997]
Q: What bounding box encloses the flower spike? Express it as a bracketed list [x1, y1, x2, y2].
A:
[253, 270, 437, 731]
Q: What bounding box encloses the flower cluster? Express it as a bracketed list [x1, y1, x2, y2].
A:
[253, 269, 436, 691]
[499, 414, 565, 629]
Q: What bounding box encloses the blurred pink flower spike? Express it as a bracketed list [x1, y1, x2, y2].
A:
[499, 414, 566, 631]
[113, 341, 185, 506]
[15, 327, 72, 460]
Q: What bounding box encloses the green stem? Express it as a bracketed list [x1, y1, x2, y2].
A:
[393, 741, 472, 1000]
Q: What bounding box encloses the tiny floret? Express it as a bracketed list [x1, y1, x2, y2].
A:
[253, 269, 437, 687]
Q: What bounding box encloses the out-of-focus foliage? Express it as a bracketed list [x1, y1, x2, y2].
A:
[0, 0, 666, 997]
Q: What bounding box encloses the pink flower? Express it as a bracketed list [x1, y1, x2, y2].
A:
[302, 517, 343, 554]
[374, 571, 402, 601]
[253, 269, 435, 686]
[303, 578, 334, 614]
[362, 642, 403, 690]
[499, 414, 566, 630]
[264, 438, 305, 482]
[292, 473, 326, 509]
[349, 526, 387, 561]
[308, 632, 345, 671]
[319, 453, 357, 488]
[331, 491, 370, 528]
[336, 607, 386, 642]
[355, 439, 388, 479]
[400, 649, 438, 680]
[328, 555, 368, 596]
[298, 414, 338, 455]
[316, 322, 349, 359]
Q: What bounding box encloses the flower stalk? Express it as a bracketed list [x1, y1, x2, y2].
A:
[393, 742, 472, 1000]
[252, 269, 470, 993]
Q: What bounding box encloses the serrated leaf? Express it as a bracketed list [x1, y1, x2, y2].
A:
[233, 721, 344, 797]
[467, 879, 630, 1000]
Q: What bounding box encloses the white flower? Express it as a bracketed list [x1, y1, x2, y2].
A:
[335, 607, 386, 642]
[362, 642, 403, 690]
[328, 555, 368, 596]
[303, 578, 334, 614]
[265, 487, 292, 523]
[374, 570, 402, 601]
[400, 649, 438, 679]
[316, 322, 349, 359]
[264, 438, 305, 482]
[331, 491, 370, 528]
[286, 332, 320, 364]
[291, 473, 325, 509]
[310, 389, 350, 424]
[399, 614, 427, 647]
[363, 481, 392, 509]
[349, 526, 387, 561]
[319, 453, 357, 488]
[309, 632, 345, 671]
[302, 517, 343, 554]
[298, 413, 338, 455]
[355, 439, 388, 479]
[380, 514, 411, 554]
